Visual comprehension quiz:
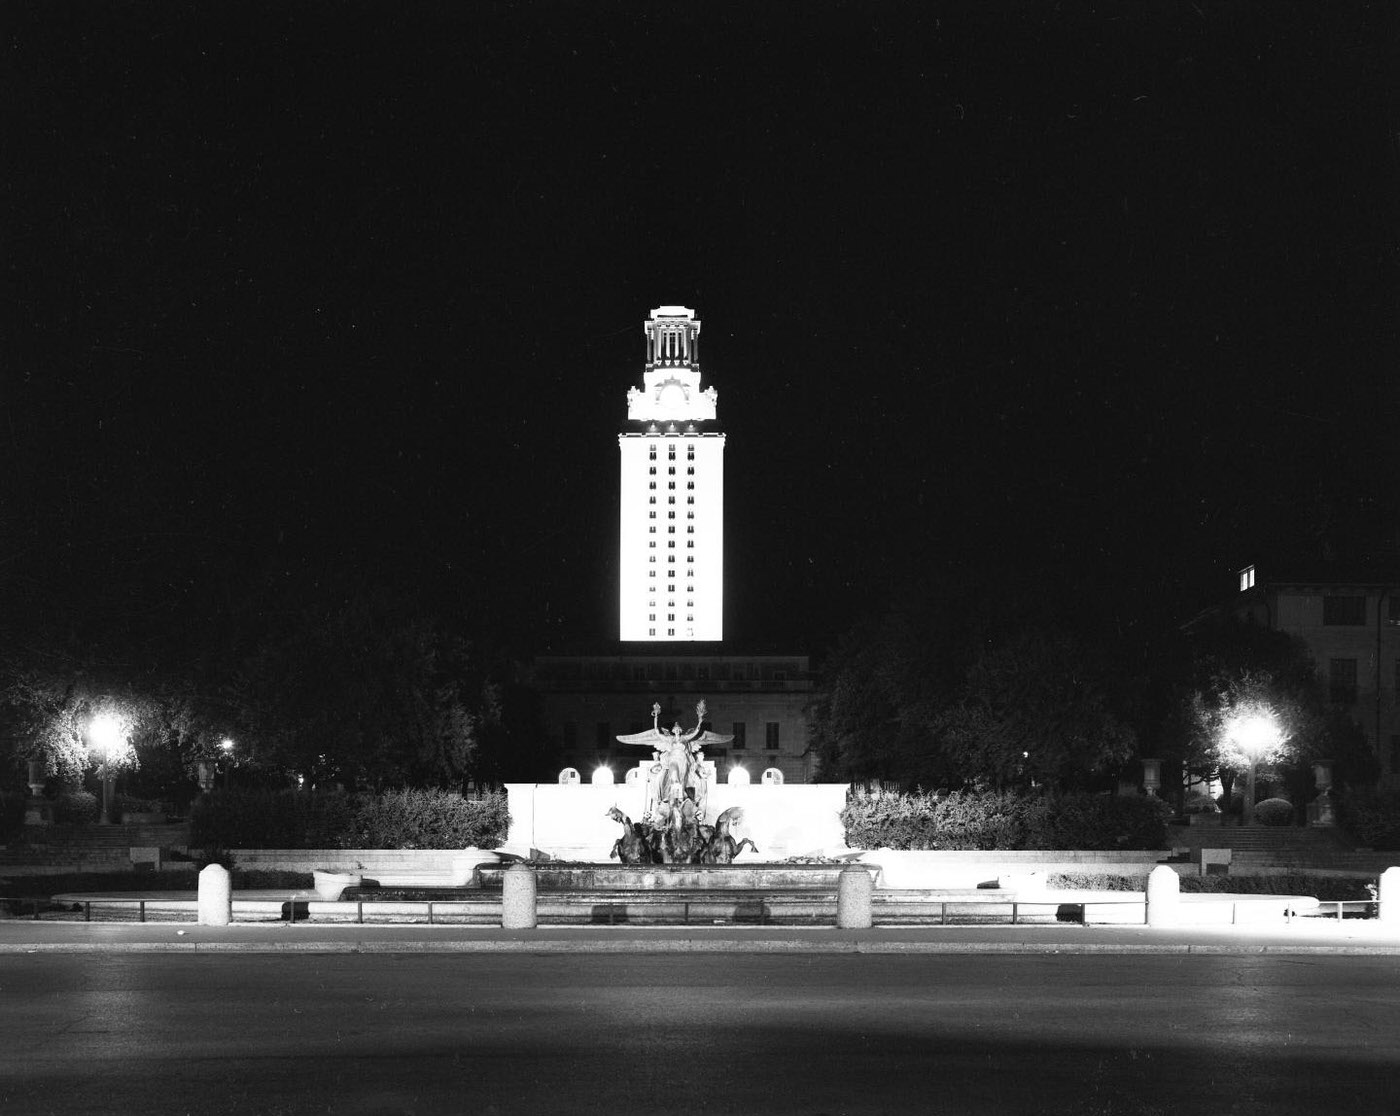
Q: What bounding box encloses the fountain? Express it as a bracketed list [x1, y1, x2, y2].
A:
[606, 701, 759, 864]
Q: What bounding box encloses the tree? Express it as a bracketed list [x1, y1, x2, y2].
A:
[230, 594, 501, 789]
[936, 630, 1136, 791]
[1165, 616, 1379, 807]
[808, 611, 956, 788]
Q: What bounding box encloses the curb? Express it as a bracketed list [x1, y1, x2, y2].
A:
[4, 937, 1400, 956]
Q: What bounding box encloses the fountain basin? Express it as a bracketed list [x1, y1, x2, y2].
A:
[476, 863, 868, 891]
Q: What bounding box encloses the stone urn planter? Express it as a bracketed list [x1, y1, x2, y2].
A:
[312, 870, 362, 901]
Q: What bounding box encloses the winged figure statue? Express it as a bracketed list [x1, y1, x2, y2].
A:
[616, 701, 733, 823]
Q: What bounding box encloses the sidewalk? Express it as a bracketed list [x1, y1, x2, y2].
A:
[3, 917, 1399, 955]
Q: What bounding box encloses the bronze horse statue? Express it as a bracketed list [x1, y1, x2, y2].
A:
[605, 806, 654, 865]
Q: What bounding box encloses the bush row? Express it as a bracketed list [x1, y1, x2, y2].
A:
[841, 789, 1172, 851]
[1049, 871, 1374, 903]
[1338, 789, 1400, 850]
[190, 788, 509, 850]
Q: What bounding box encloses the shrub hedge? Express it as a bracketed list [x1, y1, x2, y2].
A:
[1337, 789, 1400, 850]
[54, 790, 98, 825]
[0, 791, 25, 842]
[841, 789, 1171, 851]
[1252, 798, 1295, 827]
[1049, 871, 1373, 903]
[190, 788, 509, 850]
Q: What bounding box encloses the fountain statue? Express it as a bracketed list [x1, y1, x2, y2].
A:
[609, 701, 759, 864]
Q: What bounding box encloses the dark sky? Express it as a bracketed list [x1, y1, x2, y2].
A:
[5, 1, 1398, 666]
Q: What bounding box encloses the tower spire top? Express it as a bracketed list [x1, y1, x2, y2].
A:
[646, 306, 700, 370]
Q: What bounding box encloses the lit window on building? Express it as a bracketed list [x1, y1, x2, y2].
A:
[1238, 566, 1255, 592]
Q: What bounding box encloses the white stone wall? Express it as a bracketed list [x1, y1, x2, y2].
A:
[505, 781, 848, 861]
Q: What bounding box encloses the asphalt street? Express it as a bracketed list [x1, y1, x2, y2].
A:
[3, 949, 1398, 1115]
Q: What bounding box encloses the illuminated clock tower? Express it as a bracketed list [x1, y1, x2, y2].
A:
[619, 306, 725, 641]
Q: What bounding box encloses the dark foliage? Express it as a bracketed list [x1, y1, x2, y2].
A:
[190, 787, 509, 850]
[842, 789, 1170, 851]
[1337, 788, 1400, 850]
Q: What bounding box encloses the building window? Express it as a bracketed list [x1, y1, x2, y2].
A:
[669, 482, 676, 490]
[1329, 658, 1358, 704]
[649, 511, 656, 519]
[1323, 596, 1366, 626]
[687, 481, 694, 490]
[648, 613, 655, 621]
[668, 628, 675, 636]
[687, 496, 694, 504]
[687, 466, 695, 475]
[649, 467, 656, 475]
[649, 481, 656, 490]
[1238, 566, 1255, 592]
[668, 467, 675, 475]
[649, 628, 656, 636]
[732, 722, 746, 749]
[765, 723, 780, 750]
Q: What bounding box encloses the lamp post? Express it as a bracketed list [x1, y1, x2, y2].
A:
[88, 712, 128, 826]
[1226, 711, 1283, 827]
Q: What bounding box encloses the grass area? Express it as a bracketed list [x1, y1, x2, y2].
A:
[1050, 871, 1374, 902]
[0, 869, 312, 898]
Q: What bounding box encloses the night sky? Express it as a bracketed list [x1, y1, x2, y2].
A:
[5, 2, 1398, 669]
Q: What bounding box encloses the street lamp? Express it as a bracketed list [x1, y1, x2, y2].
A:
[1224, 710, 1284, 826]
[88, 712, 128, 825]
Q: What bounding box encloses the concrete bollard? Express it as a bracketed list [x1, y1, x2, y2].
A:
[1145, 865, 1179, 928]
[1378, 867, 1400, 924]
[197, 864, 232, 927]
[502, 863, 537, 929]
[836, 865, 874, 929]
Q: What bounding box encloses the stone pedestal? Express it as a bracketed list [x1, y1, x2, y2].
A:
[502, 864, 537, 929]
[1146, 866, 1179, 928]
[1309, 762, 1336, 827]
[198, 865, 232, 926]
[1140, 758, 1161, 797]
[836, 865, 873, 929]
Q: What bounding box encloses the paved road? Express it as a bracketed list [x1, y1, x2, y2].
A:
[3, 951, 1397, 1115]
